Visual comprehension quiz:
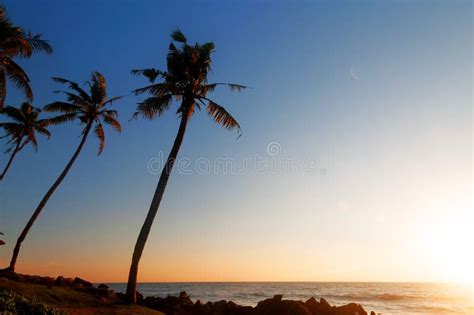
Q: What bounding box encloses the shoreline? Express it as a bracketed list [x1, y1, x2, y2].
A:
[0, 272, 374, 314]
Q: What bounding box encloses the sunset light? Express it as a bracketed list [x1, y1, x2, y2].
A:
[0, 1, 472, 314]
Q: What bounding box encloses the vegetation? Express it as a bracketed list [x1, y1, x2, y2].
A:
[6, 72, 122, 272]
[0, 290, 63, 315]
[0, 5, 52, 108]
[0, 4, 245, 308]
[0, 278, 163, 314]
[0, 102, 51, 180]
[125, 29, 245, 302]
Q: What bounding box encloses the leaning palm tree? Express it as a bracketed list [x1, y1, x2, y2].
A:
[0, 5, 52, 108]
[5, 72, 122, 272]
[0, 103, 51, 180]
[126, 30, 245, 302]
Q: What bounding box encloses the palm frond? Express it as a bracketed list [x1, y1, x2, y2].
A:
[4, 59, 32, 100]
[202, 42, 215, 53]
[0, 69, 6, 108]
[0, 122, 22, 139]
[131, 68, 163, 83]
[102, 96, 123, 106]
[25, 130, 38, 150]
[0, 105, 25, 122]
[103, 114, 122, 132]
[47, 113, 78, 125]
[133, 83, 174, 96]
[26, 33, 53, 54]
[94, 123, 105, 155]
[136, 94, 173, 119]
[51, 77, 91, 103]
[91, 71, 107, 104]
[206, 99, 241, 133]
[213, 83, 247, 92]
[101, 109, 118, 118]
[43, 101, 80, 113]
[53, 90, 88, 107]
[171, 29, 187, 43]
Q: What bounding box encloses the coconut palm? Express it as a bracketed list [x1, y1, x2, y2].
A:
[5, 72, 122, 272]
[125, 30, 246, 302]
[0, 5, 52, 108]
[0, 103, 51, 180]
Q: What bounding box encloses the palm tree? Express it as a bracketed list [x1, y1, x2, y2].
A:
[0, 103, 51, 180]
[4, 72, 122, 272]
[0, 5, 52, 108]
[125, 30, 246, 302]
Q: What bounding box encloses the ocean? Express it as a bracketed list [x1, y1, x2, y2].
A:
[107, 282, 473, 314]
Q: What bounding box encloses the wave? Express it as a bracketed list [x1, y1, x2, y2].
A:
[325, 293, 433, 302]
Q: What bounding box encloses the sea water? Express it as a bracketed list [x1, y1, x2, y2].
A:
[107, 282, 473, 314]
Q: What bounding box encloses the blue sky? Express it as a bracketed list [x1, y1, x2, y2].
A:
[0, 0, 472, 282]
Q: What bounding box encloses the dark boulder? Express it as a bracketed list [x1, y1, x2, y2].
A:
[136, 291, 144, 303]
[98, 283, 109, 290]
[334, 303, 367, 315]
[305, 297, 322, 314]
[179, 291, 193, 304]
[73, 277, 93, 288]
[55, 276, 74, 287]
[255, 295, 312, 315]
[319, 298, 332, 313]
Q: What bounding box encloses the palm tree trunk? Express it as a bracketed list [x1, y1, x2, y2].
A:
[126, 110, 190, 303]
[0, 138, 22, 181]
[6, 123, 92, 272]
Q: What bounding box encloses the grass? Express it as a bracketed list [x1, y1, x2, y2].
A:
[0, 278, 163, 315]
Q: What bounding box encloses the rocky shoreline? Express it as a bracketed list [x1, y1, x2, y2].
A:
[0, 272, 375, 314]
[141, 291, 374, 315]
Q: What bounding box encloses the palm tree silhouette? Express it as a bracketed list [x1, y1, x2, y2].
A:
[0, 103, 51, 180]
[4, 72, 122, 272]
[126, 30, 245, 302]
[0, 5, 52, 108]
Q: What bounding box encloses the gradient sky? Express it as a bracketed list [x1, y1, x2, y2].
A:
[0, 0, 472, 283]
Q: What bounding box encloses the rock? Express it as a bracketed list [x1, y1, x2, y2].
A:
[25, 276, 52, 288]
[120, 290, 369, 315]
[370, 312, 376, 315]
[79, 287, 117, 303]
[115, 292, 127, 302]
[136, 291, 144, 303]
[255, 295, 312, 315]
[73, 277, 93, 288]
[56, 276, 74, 287]
[213, 299, 228, 312]
[319, 297, 333, 313]
[304, 297, 321, 314]
[238, 305, 255, 315]
[178, 291, 193, 304]
[97, 283, 109, 290]
[334, 303, 367, 315]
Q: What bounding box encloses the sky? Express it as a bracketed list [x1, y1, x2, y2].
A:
[0, 0, 472, 283]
